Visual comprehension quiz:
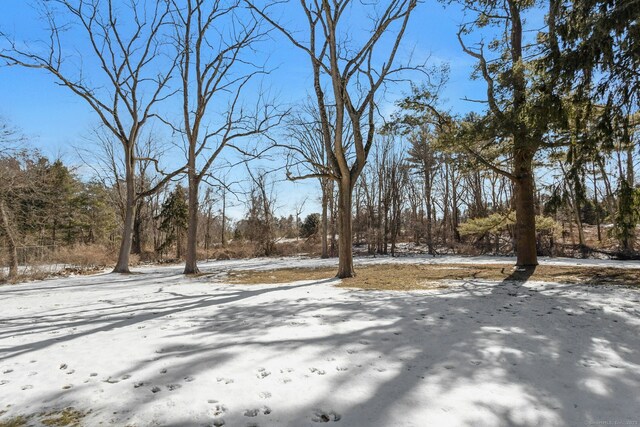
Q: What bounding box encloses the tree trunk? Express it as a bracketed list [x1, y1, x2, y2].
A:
[593, 167, 602, 242]
[321, 183, 329, 258]
[184, 173, 200, 274]
[424, 163, 434, 255]
[336, 179, 354, 278]
[113, 149, 136, 273]
[513, 148, 538, 266]
[221, 189, 226, 247]
[0, 199, 18, 279]
[131, 205, 143, 254]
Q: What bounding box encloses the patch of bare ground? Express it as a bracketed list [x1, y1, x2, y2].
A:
[226, 263, 640, 290]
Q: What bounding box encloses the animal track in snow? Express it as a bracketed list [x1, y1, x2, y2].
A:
[244, 406, 271, 417]
[216, 377, 234, 384]
[258, 391, 272, 399]
[212, 404, 227, 416]
[244, 409, 259, 417]
[312, 410, 341, 423]
[309, 368, 326, 375]
[256, 368, 271, 379]
[166, 384, 182, 391]
[336, 366, 348, 372]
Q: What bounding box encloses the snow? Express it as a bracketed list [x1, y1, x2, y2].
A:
[1, 256, 639, 426]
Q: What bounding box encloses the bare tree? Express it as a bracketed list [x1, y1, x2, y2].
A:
[244, 168, 276, 256]
[285, 101, 341, 257]
[1, 0, 181, 273]
[249, 0, 419, 277]
[168, 0, 282, 274]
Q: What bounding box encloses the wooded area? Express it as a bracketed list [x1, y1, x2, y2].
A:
[0, 0, 638, 280]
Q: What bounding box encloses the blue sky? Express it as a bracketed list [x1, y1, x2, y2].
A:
[0, 0, 494, 218]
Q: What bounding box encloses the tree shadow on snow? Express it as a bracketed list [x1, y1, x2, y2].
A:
[1, 268, 639, 426]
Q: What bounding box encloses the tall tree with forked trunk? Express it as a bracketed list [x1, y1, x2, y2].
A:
[169, 0, 282, 274]
[0, 0, 181, 273]
[248, 0, 419, 278]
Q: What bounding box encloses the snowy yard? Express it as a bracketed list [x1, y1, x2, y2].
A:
[1, 256, 640, 426]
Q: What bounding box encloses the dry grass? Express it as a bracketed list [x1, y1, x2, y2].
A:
[52, 245, 118, 268]
[203, 240, 322, 261]
[40, 408, 88, 427]
[0, 416, 28, 427]
[0, 408, 88, 427]
[226, 263, 640, 291]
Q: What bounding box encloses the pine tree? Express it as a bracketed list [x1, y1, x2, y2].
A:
[157, 187, 188, 259]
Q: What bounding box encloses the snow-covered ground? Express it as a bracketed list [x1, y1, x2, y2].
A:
[1, 255, 639, 426]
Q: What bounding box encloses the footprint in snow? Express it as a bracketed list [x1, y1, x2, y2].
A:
[258, 391, 272, 399]
[335, 366, 348, 372]
[21, 384, 33, 390]
[167, 384, 182, 391]
[244, 409, 259, 417]
[256, 368, 271, 379]
[312, 410, 341, 423]
[345, 349, 358, 355]
[2, 368, 13, 374]
[151, 386, 161, 393]
[212, 418, 225, 426]
[216, 377, 234, 384]
[212, 404, 227, 416]
[184, 375, 195, 382]
[244, 406, 271, 417]
[309, 368, 326, 375]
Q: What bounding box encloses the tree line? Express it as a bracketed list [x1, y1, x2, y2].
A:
[0, 0, 638, 279]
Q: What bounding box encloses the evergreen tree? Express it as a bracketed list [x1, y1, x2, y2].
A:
[157, 187, 188, 259]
